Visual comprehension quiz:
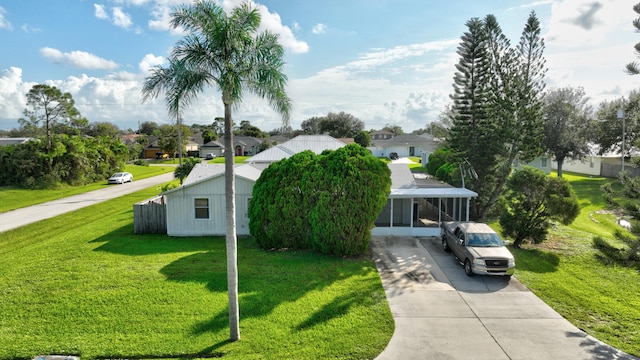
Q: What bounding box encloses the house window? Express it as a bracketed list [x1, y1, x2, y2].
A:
[541, 157, 547, 167]
[194, 198, 209, 219]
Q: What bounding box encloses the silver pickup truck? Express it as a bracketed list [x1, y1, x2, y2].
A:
[441, 221, 515, 278]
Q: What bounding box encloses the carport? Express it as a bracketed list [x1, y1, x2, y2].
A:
[372, 187, 478, 237]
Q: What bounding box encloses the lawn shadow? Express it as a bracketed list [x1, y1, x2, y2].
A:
[91, 227, 378, 337]
[511, 246, 560, 273]
[90, 224, 219, 255]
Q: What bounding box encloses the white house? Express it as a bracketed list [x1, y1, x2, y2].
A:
[369, 134, 439, 158]
[163, 163, 261, 236]
[153, 134, 476, 238]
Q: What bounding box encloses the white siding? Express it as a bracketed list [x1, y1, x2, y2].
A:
[166, 175, 254, 236]
[552, 156, 601, 176]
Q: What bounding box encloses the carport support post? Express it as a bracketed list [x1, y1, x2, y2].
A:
[465, 197, 470, 221]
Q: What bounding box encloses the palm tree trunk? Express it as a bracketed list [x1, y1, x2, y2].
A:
[224, 102, 240, 341]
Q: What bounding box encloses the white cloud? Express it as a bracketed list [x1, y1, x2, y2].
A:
[112, 7, 133, 29]
[545, 0, 631, 47]
[139, 53, 166, 73]
[0, 6, 13, 30]
[0, 67, 35, 122]
[21, 24, 41, 33]
[292, 21, 300, 31]
[312, 23, 326, 34]
[94, 3, 108, 20]
[40, 47, 119, 70]
[95, 3, 139, 32]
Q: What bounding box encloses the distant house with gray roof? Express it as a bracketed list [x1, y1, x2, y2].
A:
[0, 138, 35, 146]
[369, 134, 439, 159]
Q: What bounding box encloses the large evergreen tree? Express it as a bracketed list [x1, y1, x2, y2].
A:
[447, 12, 546, 220]
[447, 17, 498, 218]
[625, 2, 640, 75]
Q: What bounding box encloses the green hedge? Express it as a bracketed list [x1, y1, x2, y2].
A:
[249, 144, 391, 256]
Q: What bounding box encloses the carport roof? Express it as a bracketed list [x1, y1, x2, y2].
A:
[389, 187, 477, 198]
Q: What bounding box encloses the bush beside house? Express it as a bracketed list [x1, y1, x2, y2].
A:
[249, 144, 391, 256]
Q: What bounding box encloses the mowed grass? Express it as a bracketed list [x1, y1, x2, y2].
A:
[0, 187, 393, 359]
[0, 164, 175, 213]
[506, 171, 640, 357]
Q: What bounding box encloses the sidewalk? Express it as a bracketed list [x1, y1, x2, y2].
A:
[371, 236, 638, 360]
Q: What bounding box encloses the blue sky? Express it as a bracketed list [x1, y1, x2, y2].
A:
[0, 0, 637, 133]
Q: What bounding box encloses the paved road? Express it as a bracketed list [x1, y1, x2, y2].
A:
[0, 172, 174, 233]
[371, 236, 639, 360]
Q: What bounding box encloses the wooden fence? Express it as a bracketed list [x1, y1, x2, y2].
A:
[133, 196, 167, 234]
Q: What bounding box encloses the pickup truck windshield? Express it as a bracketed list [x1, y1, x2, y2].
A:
[466, 233, 504, 247]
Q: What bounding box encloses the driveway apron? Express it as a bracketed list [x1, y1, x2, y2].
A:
[371, 236, 638, 360]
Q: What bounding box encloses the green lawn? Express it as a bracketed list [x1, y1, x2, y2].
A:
[0, 164, 175, 213]
[0, 187, 393, 359]
[504, 171, 640, 357]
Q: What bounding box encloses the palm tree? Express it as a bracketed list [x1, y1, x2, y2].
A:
[141, 1, 291, 341]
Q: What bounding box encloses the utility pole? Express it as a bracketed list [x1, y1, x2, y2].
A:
[618, 97, 625, 173]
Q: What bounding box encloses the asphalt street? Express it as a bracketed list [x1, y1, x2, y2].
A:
[0, 172, 174, 233]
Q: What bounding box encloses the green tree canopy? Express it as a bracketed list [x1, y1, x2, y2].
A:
[354, 130, 371, 147]
[543, 86, 592, 177]
[19, 84, 84, 152]
[249, 144, 391, 256]
[499, 167, 579, 247]
[300, 112, 364, 138]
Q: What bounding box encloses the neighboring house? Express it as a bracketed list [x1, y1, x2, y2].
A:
[369, 134, 438, 158]
[0, 138, 35, 146]
[163, 163, 262, 236]
[516, 155, 553, 175]
[336, 138, 355, 145]
[370, 130, 394, 140]
[266, 135, 289, 145]
[233, 136, 263, 156]
[246, 134, 346, 164]
[199, 140, 225, 158]
[550, 144, 639, 177]
[143, 138, 163, 159]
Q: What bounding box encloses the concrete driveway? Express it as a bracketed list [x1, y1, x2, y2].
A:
[371, 236, 638, 360]
[0, 172, 175, 233]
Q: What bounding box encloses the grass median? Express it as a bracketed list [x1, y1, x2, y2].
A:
[0, 186, 393, 359]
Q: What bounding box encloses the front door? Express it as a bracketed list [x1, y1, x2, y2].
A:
[409, 146, 415, 156]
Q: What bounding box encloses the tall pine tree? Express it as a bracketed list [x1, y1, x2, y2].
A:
[447, 12, 547, 220]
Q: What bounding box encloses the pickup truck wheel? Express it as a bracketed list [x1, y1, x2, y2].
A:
[442, 237, 450, 252]
[464, 259, 474, 277]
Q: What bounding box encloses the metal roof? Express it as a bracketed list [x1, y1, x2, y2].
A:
[246, 135, 346, 163]
[164, 163, 263, 195]
[389, 187, 478, 198]
[388, 164, 417, 189]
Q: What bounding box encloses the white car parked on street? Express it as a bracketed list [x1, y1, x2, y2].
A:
[108, 172, 133, 184]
